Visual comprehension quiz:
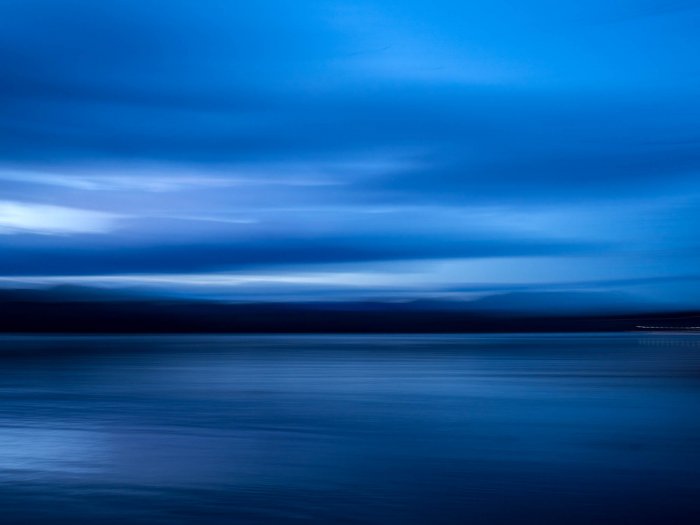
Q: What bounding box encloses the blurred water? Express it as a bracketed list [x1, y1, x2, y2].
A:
[0, 334, 699, 524]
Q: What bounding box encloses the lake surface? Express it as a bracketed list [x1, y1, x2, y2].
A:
[0, 333, 699, 524]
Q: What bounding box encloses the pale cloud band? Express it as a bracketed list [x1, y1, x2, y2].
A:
[0, 201, 120, 235]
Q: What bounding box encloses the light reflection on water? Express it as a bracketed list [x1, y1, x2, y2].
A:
[0, 334, 699, 524]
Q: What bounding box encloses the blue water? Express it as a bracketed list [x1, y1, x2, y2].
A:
[0, 334, 699, 524]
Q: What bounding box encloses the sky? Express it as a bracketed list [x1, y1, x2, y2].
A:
[2, 0, 700, 310]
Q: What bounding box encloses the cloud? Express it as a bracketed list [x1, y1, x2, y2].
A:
[0, 230, 586, 276]
[0, 201, 120, 235]
[0, 0, 696, 192]
[0, 157, 402, 193]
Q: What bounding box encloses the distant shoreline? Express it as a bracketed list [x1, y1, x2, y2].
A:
[3, 287, 700, 334]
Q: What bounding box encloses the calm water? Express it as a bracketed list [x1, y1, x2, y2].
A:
[1, 334, 700, 524]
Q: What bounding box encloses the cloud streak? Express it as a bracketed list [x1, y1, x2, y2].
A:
[0, 201, 120, 235]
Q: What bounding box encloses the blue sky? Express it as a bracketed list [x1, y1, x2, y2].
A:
[2, 0, 700, 309]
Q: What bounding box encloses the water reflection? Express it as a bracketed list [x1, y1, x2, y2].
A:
[0, 334, 699, 524]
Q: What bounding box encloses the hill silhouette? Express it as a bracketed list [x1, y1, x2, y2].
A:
[0, 286, 697, 333]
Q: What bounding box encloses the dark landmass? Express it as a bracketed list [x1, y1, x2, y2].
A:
[0, 287, 698, 333]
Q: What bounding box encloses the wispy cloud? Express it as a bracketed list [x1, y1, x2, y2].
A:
[0, 156, 413, 193]
[0, 169, 343, 193]
[0, 201, 120, 235]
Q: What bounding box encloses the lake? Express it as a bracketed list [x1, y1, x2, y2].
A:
[0, 333, 699, 524]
